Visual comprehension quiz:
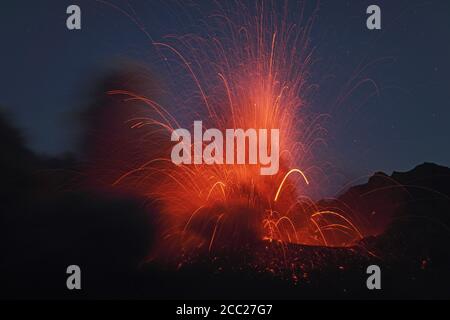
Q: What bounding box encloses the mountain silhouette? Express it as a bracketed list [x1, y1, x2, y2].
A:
[0, 108, 449, 299]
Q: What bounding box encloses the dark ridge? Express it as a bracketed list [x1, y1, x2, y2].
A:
[0, 111, 449, 299]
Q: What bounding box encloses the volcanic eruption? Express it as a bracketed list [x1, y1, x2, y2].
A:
[85, 0, 370, 272]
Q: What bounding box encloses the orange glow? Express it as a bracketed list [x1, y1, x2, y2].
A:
[101, 1, 367, 265]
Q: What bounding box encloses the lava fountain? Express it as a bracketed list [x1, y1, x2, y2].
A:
[91, 1, 366, 265]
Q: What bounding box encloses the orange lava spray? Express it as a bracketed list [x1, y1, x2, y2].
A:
[96, 1, 366, 266]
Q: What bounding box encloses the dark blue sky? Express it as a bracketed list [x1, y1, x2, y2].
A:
[1, 0, 449, 180]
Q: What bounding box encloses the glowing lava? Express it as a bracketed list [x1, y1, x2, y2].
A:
[95, 1, 366, 264]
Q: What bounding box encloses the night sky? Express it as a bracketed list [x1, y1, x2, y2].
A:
[1, 0, 449, 182]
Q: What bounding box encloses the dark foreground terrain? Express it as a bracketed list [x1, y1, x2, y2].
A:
[1, 113, 450, 299]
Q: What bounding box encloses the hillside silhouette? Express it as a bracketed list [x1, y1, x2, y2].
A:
[0, 104, 449, 299]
